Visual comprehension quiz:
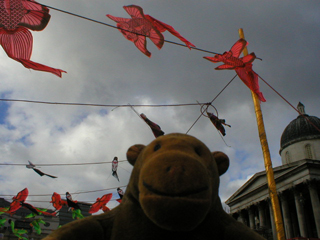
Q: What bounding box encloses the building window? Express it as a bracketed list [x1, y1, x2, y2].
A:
[305, 144, 313, 159]
[285, 151, 291, 163]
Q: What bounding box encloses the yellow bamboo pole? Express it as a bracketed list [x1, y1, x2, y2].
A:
[238, 28, 285, 240]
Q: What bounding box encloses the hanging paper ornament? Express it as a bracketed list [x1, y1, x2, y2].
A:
[26, 161, 57, 178]
[30, 218, 46, 235]
[0, 0, 66, 77]
[10, 221, 28, 240]
[107, 5, 195, 57]
[8, 188, 29, 213]
[72, 209, 84, 219]
[0, 219, 6, 227]
[50, 192, 67, 211]
[116, 187, 124, 203]
[204, 39, 266, 102]
[140, 113, 164, 138]
[66, 192, 81, 210]
[112, 157, 119, 181]
[88, 193, 112, 214]
[0, 207, 9, 215]
[25, 207, 55, 218]
[65, 192, 83, 219]
[207, 112, 231, 136]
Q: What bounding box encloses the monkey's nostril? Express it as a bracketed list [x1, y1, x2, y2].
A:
[166, 166, 171, 172]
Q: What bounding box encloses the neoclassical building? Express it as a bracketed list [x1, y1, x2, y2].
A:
[226, 103, 320, 239]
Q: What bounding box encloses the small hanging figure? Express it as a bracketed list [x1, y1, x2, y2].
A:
[66, 192, 83, 219]
[112, 157, 120, 181]
[116, 187, 124, 203]
[26, 161, 57, 178]
[140, 113, 164, 138]
[66, 192, 81, 210]
[207, 112, 231, 136]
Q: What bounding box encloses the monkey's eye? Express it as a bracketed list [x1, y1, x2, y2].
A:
[154, 144, 161, 151]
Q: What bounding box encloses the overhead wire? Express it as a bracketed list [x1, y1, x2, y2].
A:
[0, 160, 127, 166]
[0, 185, 127, 198]
[0, 99, 207, 108]
[258, 75, 320, 133]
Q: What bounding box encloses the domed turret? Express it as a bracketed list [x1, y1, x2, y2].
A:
[280, 103, 320, 164]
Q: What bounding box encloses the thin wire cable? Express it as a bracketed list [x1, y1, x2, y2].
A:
[40, 4, 220, 55]
[0, 186, 127, 197]
[0, 160, 127, 166]
[258, 75, 320, 133]
[0, 99, 206, 108]
[186, 74, 237, 134]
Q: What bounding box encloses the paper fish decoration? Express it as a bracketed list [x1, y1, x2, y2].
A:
[107, 5, 195, 57]
[26, 161, 57, 178]
[88, 193, 112, 214]
[8, 188, 29, 213]
[140, 113, 164, 138]
[0, 0, 66, 77]
[66, 192, 81, 210]
[204, 39, 266, 102]
[51, 192, 67, 211]
[112, 157, 119, 181]
[207, 112, 231, 136]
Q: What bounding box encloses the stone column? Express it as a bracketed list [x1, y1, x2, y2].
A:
[279, 193, 293, 239]
[258, 202, 267, 228]
[248, 207, 255, 229]
[309, 182, 320, 237]
[237, 211, 244, 224]
[268, 199, 277, 240]
[294, 190, 308, 237]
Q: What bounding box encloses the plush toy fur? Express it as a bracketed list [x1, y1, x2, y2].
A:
[43, 133, 265, 240]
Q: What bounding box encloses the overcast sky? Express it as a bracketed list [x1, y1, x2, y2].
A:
[0, 0, 319, 213]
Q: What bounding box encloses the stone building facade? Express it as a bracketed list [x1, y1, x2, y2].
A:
[226, 103, 320, 239]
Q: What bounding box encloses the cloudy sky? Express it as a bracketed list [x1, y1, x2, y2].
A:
[0, 0, 319, 213]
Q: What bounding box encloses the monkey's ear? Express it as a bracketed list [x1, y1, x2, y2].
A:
[126, 144, 145, 166]
[212, 151, 229, 176]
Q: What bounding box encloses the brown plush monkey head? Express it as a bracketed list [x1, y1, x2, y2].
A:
[126, 133, 229, 231]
